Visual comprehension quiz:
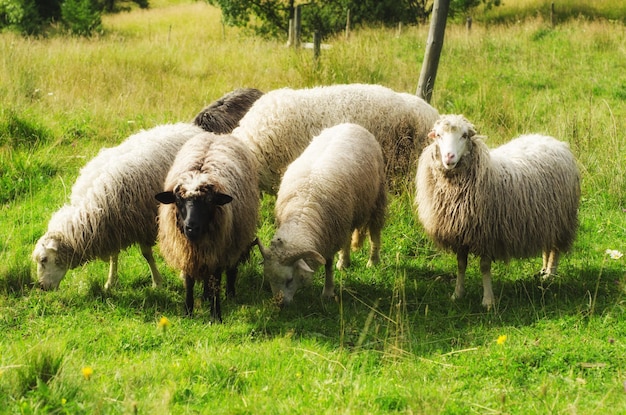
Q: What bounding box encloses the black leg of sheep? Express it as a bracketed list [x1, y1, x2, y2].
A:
[184, 274, 196, 316]
[225, 267, 237, 299]
[202, 270, 222, 323]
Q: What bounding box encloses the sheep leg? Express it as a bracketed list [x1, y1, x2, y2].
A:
[225, 267, 237, 299]
[184, 274, 195, 316]
[351, 229, 366, 251]
[541, 249, 560, 278]
[337, 240, 352, 270]
[452, 247, 469, 301]
[139, 244, 163, 288]
[480, 256, 495, 308]
[104, 254, 119, 291]
[322, 260, 335, 299]
[367, 188, 385, 268]
[203, 273, 222, 323]
[548, 250, 560, 275]
[366, 224, 382, 268]
[541, 251, 549, 276]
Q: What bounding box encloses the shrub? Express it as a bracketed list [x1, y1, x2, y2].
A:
[61, 0, 102, 36]
[0, 0, 44, 35]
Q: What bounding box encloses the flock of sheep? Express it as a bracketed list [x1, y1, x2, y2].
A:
[31, 83, 581, 321]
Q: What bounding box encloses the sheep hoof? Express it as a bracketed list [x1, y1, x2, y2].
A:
[539, 270, 557, 281]
[451, 290, 464, 301]
[366, 257, 380, 268]
[321, 289, 336, 299]
[482, 298, 495, 309]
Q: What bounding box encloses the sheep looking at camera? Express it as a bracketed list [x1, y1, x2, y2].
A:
[32, 123, 206, 290]
[193, 88, 264, 134]
[231, 83, 439, 193]
[258, 123, 387, 306]
[156, 132, 259, 322]
[415, 114, 581, 307]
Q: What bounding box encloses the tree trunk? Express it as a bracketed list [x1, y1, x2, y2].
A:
[416, 0, 450, 103]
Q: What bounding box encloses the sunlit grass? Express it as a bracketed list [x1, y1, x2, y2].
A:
[478, 0, 626, 23]
[0, 1, 624, 413]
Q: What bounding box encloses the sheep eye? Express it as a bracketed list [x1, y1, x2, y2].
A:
[175, 196, 185, 208]
[40, 256, 48, 264]
[285, 276, 293, 287]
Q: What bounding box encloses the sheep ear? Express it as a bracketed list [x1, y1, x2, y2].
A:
[295, 259, 315, 273]
[155, 191, 176, 204]
[463, 117, 477, 138]
[285, 251, 326, 268]
[428, 130, 437, 140]
[212, 192, 233, 206]
[257, 239, 270, 260]
[306, 251, 327, 267]
[43, 238, 59, 252]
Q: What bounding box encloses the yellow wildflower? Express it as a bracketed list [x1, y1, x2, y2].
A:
[81, 366, 93, 380]
[496, 335, 507, 345]
[158, 316, 171, 330]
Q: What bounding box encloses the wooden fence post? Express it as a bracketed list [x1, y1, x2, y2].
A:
[294, 5, 302, 48]
[416, 0, 450, 103]
[313, 30, 321, 61]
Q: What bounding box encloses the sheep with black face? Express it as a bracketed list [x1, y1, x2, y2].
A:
[156, 131, 259, 322]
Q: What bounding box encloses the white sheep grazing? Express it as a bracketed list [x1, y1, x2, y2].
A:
[193, 87, 264, 134]
[257, 123, 387, 305]
[32, 123, 206, 290]
[155, 132, 259, 322]
[231, 83, 439, 193]
[415, 114, 581, 307]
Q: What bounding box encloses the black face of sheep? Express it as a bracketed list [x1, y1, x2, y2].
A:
[155, 187, 233, 242]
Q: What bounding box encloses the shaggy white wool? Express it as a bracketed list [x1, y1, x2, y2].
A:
[232, 83, 439, 193]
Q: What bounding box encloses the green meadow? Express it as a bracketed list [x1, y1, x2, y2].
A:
[0, 1, 625, 413]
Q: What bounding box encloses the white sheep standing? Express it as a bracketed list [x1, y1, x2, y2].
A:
[193, 87, 264, 134]
[155, 132, 259, 322]
[414, 114, 581, 307]
[257, 123, 387, 305]
[32, 123, 206, 290]
[231, 83, 439, 193]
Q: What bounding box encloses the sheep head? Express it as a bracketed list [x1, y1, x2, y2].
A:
[428, 114, 477, 170]
[156, 172, 233, 243]
[257, 238, 326, 306]
[32, 235, 68, 290]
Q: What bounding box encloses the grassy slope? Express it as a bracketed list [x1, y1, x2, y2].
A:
[0, 1, 625, 413]
[477, 0, 626, 24]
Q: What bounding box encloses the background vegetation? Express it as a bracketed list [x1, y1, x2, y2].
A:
[0, 0, 147, 35]
[0, 0, 624, 413]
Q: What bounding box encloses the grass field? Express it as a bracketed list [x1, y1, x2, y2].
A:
[0, 1, 625, 413]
